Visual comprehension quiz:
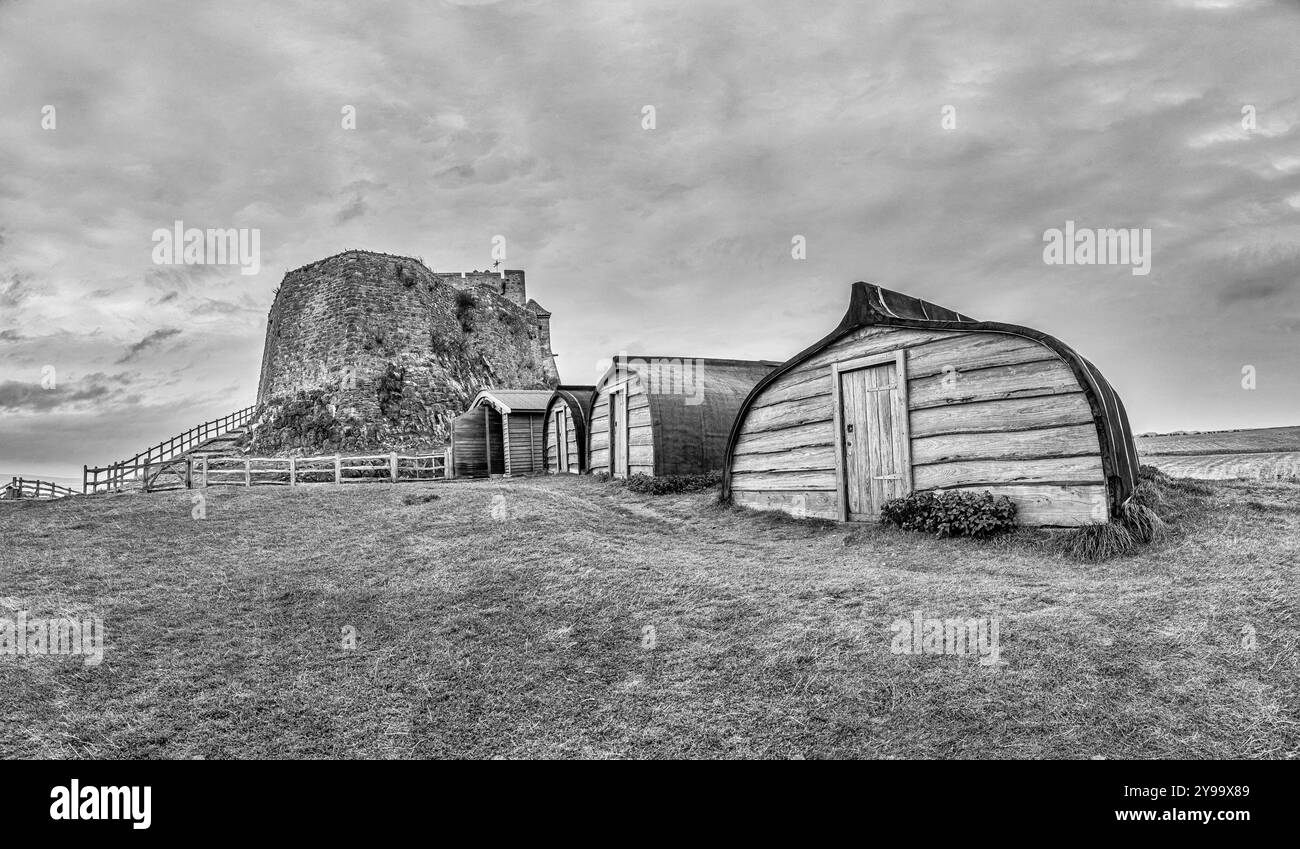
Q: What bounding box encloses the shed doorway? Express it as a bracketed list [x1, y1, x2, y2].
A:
[833, 351, 913, 521]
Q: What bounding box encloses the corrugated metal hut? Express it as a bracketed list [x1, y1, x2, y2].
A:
[722, 282, 1138, 526]
[451, 389, 553, 478]
[590, 356, 780, 478]
[543, 386, 596, 474]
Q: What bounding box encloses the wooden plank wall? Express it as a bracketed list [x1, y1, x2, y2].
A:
[730, 326, 1109, 526]
[565, 409, 579, 471]
[589, 372, 655, 477]
[486, 408, 505, 476]
[544, 408, 561, 472]
[452, 407, 489, 478]
[506, 412, 545, 475]
[543, 402, 585, 474]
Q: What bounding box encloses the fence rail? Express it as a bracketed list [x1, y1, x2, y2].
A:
[193, 452, 449, 489]
[2, 477, 80, 500]
[84, 405, 256, 494]
[84, 450, 450, 494]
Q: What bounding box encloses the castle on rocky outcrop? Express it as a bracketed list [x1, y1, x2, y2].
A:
[247, 249, 560, 454]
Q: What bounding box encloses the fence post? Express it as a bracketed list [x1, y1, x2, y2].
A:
[185, 458, 193, 489]
[244, 458, 251, 487]
[444, 447, 452, 479]
[390, 452, 398, 483]
[334, 455, 342, 485]
[201, 457, 208, 488]
[289, 457, 296, 487]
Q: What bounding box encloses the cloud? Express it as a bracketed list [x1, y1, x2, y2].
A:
[0, 372, 131, 413]
[2, 0, 1299, 478]
[116, 327, 182, 363]
[334, 195, 368, 224]
[0, 274, 29, 308]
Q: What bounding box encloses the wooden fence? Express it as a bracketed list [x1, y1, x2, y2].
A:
[84, 405, 256, 494]
[129, 450, 451, 492]
[2, 477, 80, 500]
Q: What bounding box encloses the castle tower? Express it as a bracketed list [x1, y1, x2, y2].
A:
[253, 250, 559, 453]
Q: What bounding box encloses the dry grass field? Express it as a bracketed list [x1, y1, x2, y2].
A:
[1, 473, 1297, 759]
[1136, 425, 1300, 456]
[1138, 425, 1300, 481]
[1143, 452, 1300, 481]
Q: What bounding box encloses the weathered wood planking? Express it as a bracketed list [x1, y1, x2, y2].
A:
[742, 396, 833, 434]
[545, 412, 560, 472]
[748, 330, 1051, 412]
[911, 423, 1100, 466]
[727, 325, 1116, 525]
[909, 358, 1079, 409]
[507, 413, 544, 474]
[912, 455, 1103, 490]
[730, 469, 838, 491]
[731, 443, 836, 474]
[486, 408, 505, 476]
[903, 334, 1057, 378]
[732, 489, 840, 520]
[795, 326, 961, 374]
[927, 484, 1109, 526]
[566, 412, 579, 471]
[909, 393, 1094, 438]
[732, 420, 835, 455]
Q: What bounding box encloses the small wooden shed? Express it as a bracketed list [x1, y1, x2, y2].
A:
[543, 386, 596, 474]
[589, 356, 780, 478]
[451, 388, 553, 478]
[722, 282, 1138, 526]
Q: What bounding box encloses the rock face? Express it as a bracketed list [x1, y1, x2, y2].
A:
[247, 250, 559, 454]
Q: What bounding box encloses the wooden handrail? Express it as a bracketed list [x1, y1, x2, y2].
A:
[84, 404, 257, 493]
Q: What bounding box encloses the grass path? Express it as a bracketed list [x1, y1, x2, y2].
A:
[1, 475, 1297, 758]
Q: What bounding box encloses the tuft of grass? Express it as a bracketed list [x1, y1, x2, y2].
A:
[1119, 501, 1164, 544]
[402, 491, 441, 505]
[622, 472, 722, 495]
[1056, 521, 1138, 562]
[1053, 465, 1208, 561]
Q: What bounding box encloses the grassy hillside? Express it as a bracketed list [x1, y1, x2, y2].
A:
[1, 475, 1296, 759]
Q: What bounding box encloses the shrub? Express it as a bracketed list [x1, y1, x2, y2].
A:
[879, 490, 1018, 539]
[623, 472, 722, 495]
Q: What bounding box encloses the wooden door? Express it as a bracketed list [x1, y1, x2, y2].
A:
[609, 390, 628, 477]
[555, 409, 569, 472]
[837, 353, 911, 520]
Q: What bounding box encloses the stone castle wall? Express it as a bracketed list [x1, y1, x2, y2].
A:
[251, 250, 558, 453]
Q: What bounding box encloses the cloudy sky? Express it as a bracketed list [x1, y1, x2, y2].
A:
[2, 0, 1298, 481]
